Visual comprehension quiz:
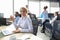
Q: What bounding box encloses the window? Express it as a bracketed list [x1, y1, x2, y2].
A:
[29, 1, 39, 17]
[0, 0, 28, 18]
[40, 1, 50, 13]
[50, 2, 59, 13]
[0, 0, 13, 18]
[14, 0, 28, 14]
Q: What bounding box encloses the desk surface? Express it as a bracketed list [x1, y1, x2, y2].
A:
[0, 26, 43, 40]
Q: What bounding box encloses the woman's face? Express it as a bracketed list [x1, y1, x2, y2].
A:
[20, 9, 27, 16]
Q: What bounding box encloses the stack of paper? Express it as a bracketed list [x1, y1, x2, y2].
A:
[2, 30, 12, 35]
[2, 24, 16, 35]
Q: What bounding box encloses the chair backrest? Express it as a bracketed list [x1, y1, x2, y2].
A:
[52, 20, 60, 40]
[29, 14, 38, 26]
[57, 14, 60, 20]
[48, 13, 54, 20]
[45, 22, 52, 29]
[53, 20, 60, 32]
[29, 14, 38, 35]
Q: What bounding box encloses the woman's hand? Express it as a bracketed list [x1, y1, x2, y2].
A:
[10, 15, 14, 21]
[13, 29, 20, 33]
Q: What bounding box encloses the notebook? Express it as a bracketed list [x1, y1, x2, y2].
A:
[2, 30, 12, 35]
[0, 24, 16, 36]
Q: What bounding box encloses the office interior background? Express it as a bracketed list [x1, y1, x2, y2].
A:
[0, 0, 60, 18]
[0, 0, 60, 40]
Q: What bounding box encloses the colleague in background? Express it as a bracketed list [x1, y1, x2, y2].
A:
[50, 12, 59, 24]
[45, 12, 59, 28]
[10, 12, 20, 25]
[13, 12, 20, 24]
[25, 5, 32, 20]
[10, 12, 20, 22]
[7, 12, 20, 32]
[13, 7, 33, 33]
[26, 5, 30, 13]
[45, 12, 59, 34]
[40, 6, 49, 33]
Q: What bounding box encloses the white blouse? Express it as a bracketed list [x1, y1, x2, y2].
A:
[16, 16, 33, 33]
[50, 16, 57, 24]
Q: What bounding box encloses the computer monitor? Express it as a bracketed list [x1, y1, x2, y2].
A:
[0, 13, 4, 18]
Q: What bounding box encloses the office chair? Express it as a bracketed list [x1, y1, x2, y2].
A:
[52, 20, 60, 40]
[29, 14, 38, 35]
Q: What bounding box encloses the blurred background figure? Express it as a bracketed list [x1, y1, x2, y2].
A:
[45, 12, 59, 29]
[14, 12, 20, 24]
[40, 6, 49, 33]
[10, 12, 20, 24]
[26, 5, 30, 13]
[50, 12, 59, 24]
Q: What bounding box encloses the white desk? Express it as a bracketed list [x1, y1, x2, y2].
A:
[0, 33, 43, 40]
[0, 26, 43, 40]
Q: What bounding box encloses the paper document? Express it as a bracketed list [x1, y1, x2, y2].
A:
[2, 30, 12, 35]
[2, 24, 16, 35]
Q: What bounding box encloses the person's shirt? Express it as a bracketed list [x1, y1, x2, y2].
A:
[16, 16, 33, 33]
[28, 10, 30, 13]
[13, 16, 20, 27]
[26, 8, 30, 13]
[13, 16, 20, 24]
[50, 16, 57, 24]
[39, 11, 48, 23]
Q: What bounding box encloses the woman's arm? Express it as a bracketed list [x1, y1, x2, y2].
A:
[13, 18, 20, 30]
[50, 16, 57, 24]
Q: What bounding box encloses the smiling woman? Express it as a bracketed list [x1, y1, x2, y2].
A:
[13, 7, 33, 33]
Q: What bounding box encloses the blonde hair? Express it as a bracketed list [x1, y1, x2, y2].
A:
[20, 7, 27, 13]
